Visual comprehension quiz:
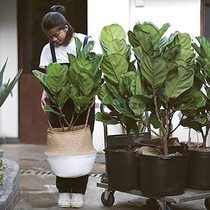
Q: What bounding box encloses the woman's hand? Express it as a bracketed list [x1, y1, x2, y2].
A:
[41, 91, 49, 110]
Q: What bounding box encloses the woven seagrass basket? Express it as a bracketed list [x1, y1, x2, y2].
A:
[45, 124, 96, 156]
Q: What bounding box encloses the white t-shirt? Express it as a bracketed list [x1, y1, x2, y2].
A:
[39, 33, 88, 69]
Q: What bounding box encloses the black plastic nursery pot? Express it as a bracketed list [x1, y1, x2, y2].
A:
[104, 145, 139, 191]
[186, 149, 210, 190]
[139, 151, 189, 197]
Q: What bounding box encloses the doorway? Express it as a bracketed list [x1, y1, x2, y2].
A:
[18, 0, 87, 144]
[201, 0, 210, 37]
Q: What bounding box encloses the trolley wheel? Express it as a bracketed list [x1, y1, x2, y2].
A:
[166, 202, 173, 210]
[205, 197, 210, 210]
[145, 199, 161, 210]
[145, 199, 173, 210]
[101, 190, 115, 207]
[158, 201, 173, 210]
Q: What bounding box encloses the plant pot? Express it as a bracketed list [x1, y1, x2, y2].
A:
[45, 125, 96, 178]
[45, 153, 96, 178]
[104, 145, 139, 191]
[186, 149, 210, 190]
[139, 151, 189, 196]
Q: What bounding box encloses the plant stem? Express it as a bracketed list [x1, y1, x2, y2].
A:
[58, 107, 69, 131]
[45, 112, 53, 130]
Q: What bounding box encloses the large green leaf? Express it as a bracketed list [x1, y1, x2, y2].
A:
[43, 105, 64, 116]
[70, 59, 95, 77]
[32, 70, 52, 98]
[129, 95, 146, 117]
[70, 94, 90, 114]
[100, 23, 126, 54]
[164, 65, 194, 99]
[131, 75, 145, 96]
[128, 31, 153, 56]
[97, 84, 112, 103]
[192, 90, 207, 108]
[193, 36, 210, 59]
[134, 22, 168, 51]
[69, 59, 94, 96]
[141, 55, 168, 87]
[128, 22, 170, 56]
[112, 98, 136, 119]
[78, 72, 94, 96]
[95, 112, 119, 125]
[101, 95, 115, 107]
[119, 71, 137, 95]
[33, 64, 70, 109]
[54, 85, 71, 108]
[81, 40, 95, 59]
[101, 54, 128, 84]
[47, 63, 69, 94]
[107, 39, 130, 58]
[105, 81, 122, 99]
[90, 54, 103, 76]
[170, 33, 192, 49]
[180, 115, 207, 132]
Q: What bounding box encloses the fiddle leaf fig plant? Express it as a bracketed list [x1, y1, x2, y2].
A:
[33, 38, 102, 130]
[96, 24, 146, 150]
[128, 21, 196, 156]
[180, 36, 210, 148]
[0, 59, 22, 107]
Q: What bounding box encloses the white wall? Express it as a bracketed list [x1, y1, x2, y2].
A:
[0, 0, 18, 139]
[88, 0, 204, 151]
[129, 0, 200, 37]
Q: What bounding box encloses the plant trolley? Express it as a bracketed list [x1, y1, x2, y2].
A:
[97, 110, 210, 210]
[97, 181, 210, 210]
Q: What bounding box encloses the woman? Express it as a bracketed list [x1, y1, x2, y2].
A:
[39, 5, 95, 208]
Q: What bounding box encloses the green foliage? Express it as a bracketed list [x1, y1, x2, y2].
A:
[33, 64, 70, 110]
[33, 37, 102, 129]
[96, 24, 146, 149]
[100, 23, 127, 56]
[180, 36, 210, 148]
[0, 59, 22, 107]
[128, 21, 196, 155]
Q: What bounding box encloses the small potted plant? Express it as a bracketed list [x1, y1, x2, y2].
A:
[180, 36, 210, 190]
[127, 21, 196, 196]
[0, 59, 22, 158]
[0, 59, 22, 186]
[33, 37, 103, 177]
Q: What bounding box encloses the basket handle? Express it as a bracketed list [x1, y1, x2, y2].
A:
[85, 107, 91, 128]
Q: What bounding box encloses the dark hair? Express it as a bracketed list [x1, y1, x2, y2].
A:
[42, 5, 74, 46]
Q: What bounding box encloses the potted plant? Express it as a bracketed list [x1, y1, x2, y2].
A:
[0, 59, 22, 179]
[95, 23, 147, 190]
[180, 36, 210, 189]
[0, 59, 22, 157]
[32, 37, 103, 177]
[127, 21, 196, 196]
[0, 59, 22, 158]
